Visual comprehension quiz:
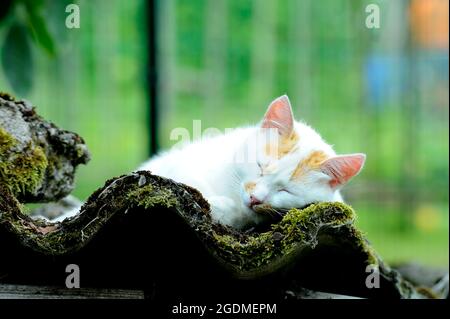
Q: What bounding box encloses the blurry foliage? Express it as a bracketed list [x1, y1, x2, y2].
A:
[0, 0, 14, 21]
[0, 0, 73, 95]
[0, 0, 149, 206]
[1, 23, 33, 95]
[23, 0, 56, 56]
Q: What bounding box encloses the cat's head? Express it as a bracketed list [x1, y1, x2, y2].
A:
[234, 95, 366, 219]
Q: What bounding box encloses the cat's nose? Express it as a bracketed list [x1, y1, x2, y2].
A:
[249, 195, 262, 207]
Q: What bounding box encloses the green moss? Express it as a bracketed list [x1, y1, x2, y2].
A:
[0, 127, 49, 197]
[0, 127, 16, 150]
[213, 231, 275, 269]
[351, 227, 378, 266]
[75, 144, 86, 159]
[127, 184, 178, 209]
[0, 92, 15, 101]
[46, 153, 63, 172]
[213, 202, 356, 272]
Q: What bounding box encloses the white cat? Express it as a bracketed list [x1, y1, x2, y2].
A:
[139, 95, 366, 229]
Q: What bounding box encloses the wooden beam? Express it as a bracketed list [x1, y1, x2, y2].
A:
[0, 284, 144, 299]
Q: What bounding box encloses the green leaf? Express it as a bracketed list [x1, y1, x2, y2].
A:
[1, 23, 34, 96]
[23, 0, 56, 56]
[0, 0, 14, 23]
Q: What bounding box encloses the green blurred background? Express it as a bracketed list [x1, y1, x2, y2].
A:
[0, 0, 448, 267]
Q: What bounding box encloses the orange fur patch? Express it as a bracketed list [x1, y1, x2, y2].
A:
[291, 150, 328, 180]
[244, 182, 256, 193]
[265, 132, 299, 159]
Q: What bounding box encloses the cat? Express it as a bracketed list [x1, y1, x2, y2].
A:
[139, 95, 366, 229]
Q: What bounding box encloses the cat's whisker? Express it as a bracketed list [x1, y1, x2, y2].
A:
[265, 207, 284, 218]
[273, 209, 285, 217]
[270, 212, 282, 218]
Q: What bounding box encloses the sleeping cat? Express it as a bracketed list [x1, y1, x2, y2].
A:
[139, 95, 366, 229]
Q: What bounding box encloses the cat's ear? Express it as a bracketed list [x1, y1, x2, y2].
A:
[261, 95, 294, 138]
[320, 153, 366, 188]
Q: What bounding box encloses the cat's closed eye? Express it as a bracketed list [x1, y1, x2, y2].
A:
[279, 188, 292, 194]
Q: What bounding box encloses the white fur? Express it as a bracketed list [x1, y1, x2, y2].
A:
[139, 120, 346, 229]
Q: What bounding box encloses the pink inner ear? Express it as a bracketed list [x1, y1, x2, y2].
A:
[261, 95, 294, 137]
[320, 154, 366, 188]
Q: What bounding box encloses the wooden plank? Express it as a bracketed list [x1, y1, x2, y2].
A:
[0, 283, 361, 300]
[0, 284, 144, 299]
[285, 287, 362, 299]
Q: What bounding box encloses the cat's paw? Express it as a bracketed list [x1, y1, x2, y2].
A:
[207, 196, 241, 226]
